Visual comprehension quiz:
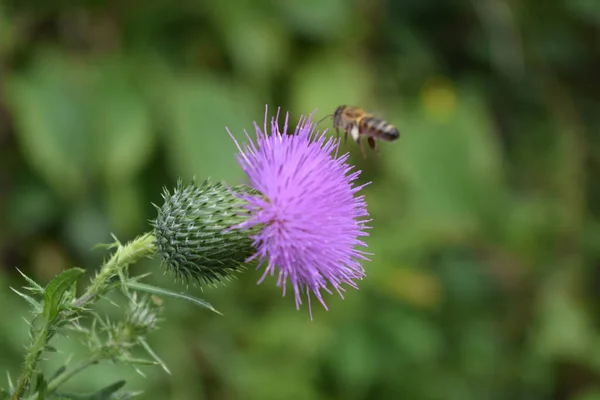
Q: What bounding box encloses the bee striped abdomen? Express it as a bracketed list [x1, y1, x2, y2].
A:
[360, 117, 400, 142]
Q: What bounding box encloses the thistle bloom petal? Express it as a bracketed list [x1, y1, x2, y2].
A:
[227, 106, 371, 317]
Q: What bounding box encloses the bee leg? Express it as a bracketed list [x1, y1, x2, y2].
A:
[341, 129, 348, 143]
[357, 137, 367, 159]
[367, 137, 379, 154]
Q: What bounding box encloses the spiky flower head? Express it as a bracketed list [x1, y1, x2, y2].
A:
[125, 294, 162, 336]
[227, 106, 371, 317]
[151, 179, 257, 286]
[89, 294, 164, 362]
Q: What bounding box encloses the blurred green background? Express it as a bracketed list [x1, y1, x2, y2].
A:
[1, 0, 600, 399]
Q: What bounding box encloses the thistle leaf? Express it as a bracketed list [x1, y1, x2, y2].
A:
[125, 281, 221, 314]
[43, 268, 85, 322]
[53, 380, 127, 399]
[49, 365, 67, 381]
[10, 287, 42, 312]
[118, 357, 157, 366]
[139, 339, 171, 375]
[6, 372, 13, 393]
[15, 267, 44, 293]
[34, 372, 48, 399]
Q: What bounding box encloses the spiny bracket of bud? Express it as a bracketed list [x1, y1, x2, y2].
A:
[151, 179, 257, 287]
[124, 294, 162, 338]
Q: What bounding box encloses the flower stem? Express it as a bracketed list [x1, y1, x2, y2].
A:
[74, 232, 157, 308]
[10, 325, 50, 400]
[24, 356, 101, 400]
[10, 232, 157, 400]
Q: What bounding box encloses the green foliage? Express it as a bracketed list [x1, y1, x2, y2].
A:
[125, 282, 219, 315]
[3, 232, 224, 399]
[1, 0, 600, 399]
[42, 268, 85, 323]
[52, 380, 138, 400]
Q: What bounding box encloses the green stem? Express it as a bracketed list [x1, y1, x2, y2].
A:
[10, 232, 157, 400]
[10, 325, 50, 400]
[23, 356, 101, 400]
[47, 357, 101, 397]
[74, 233, 157, 308]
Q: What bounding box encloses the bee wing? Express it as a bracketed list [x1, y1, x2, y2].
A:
[368, 107, 399, 129]
[367, 108, 386, 119]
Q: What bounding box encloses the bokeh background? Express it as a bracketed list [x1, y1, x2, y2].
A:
[1, 0, 600, 399]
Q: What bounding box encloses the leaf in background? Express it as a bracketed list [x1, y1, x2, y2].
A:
[383, 267, 443, 310]
[0, 3, 15, 54]
[104, 182, 145, 237]
[91, 58, 154, 185]
[390, 27, 439, 88]
[290, 51, 373, 122]
[208, 0, 290, 84]
[573, 389, 600, 400]
[389, 81, 506, 240]
[534, 268, 594, 360]
[328, 326, 379, 398]
[379, 308, 442, 365]
[276, 0, 354, 40]
[42, 267, 85, 322]
[63, 202, 113, 260]
[567, 0, 600, 24]
[162, 75, 259, 183]
[4, 180, 61, 238]
[4, 52, 94, 198]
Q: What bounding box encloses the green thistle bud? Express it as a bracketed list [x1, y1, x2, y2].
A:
[151, 179, 256, 286]
[125, 295, 162, 336]
[98, 294, 162, 357]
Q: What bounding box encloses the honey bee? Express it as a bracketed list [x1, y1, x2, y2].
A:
[318, 105, 400, 157]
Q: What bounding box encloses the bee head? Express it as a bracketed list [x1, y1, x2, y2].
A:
[332, 105, 346, 127]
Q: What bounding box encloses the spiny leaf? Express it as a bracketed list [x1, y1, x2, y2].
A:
[92, 381, 127, 400]
[0, 387, 10, 400]
[34, 372, 48, 399]
[49, 365, 67, 381]
[117, 269, 132, 300]
[10, 287, 42, 312]
[54, 380, 127, 400]
[117, 357, 158, 366]
[114, 393, 143, 400]
[43, 268, 85, 322]
[91, 236, 120, 252]
[15, 268, 44, 293]
[125, 281, 221, 314]
[6, 371, 13, 392]
[139, 339, 171, 375]
[131, 366, 145, 378]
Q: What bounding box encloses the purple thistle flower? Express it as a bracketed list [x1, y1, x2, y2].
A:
[226, 105, 372, 318]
